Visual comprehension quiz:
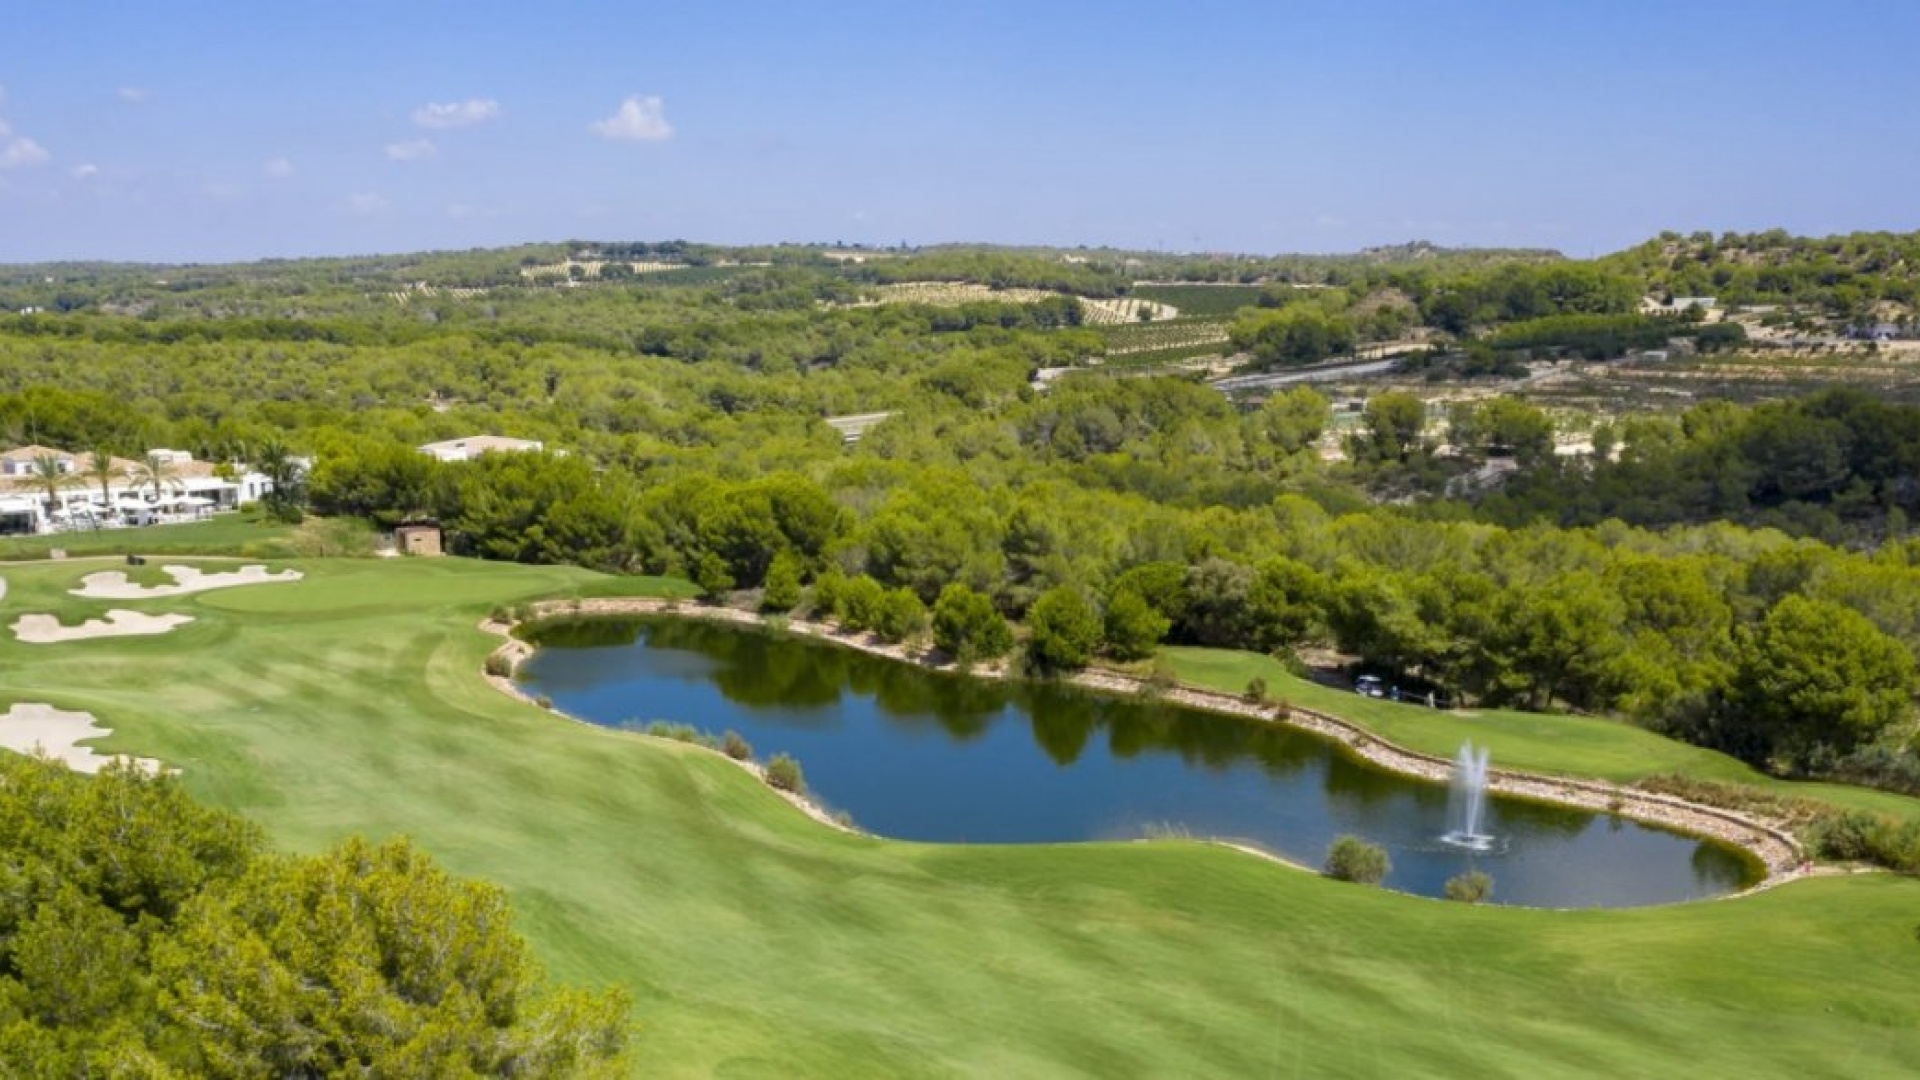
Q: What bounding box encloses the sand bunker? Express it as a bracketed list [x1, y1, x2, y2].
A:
[12, 609, 194, 643]
[71, 563, 302, 599]
[0, 703, 162, 774]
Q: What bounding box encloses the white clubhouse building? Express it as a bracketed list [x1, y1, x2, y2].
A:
[0, 445, 277, 536]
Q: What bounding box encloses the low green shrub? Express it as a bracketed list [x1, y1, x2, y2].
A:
[1324, 835, 1390, 885]
[765, 753, 805, 794]
[1444, 870, 1494, 903]
[723, 730, 753, 761]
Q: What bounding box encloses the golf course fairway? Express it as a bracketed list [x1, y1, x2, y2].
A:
[2, 555, 1917, 1078]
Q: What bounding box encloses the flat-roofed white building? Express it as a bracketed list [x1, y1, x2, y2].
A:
[418, 435, 546, 462]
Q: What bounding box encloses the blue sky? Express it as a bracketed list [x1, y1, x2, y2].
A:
[1, 1, 1916, 262]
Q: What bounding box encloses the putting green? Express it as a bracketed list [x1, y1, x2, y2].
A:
[1, 556, 1917, 1078]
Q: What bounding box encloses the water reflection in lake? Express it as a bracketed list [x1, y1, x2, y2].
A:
[520, 616, 1760, 907]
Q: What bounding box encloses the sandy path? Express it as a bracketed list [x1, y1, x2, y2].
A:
[0, 703, 163, 774]
[70, 563, 301, 599]
[12, 609, 194, 643]
[486, 597, 1809, 891]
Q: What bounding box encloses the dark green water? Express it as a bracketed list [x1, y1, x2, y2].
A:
[519, 616, 1762, 907]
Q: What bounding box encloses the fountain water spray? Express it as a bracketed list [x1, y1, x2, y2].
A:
[1441, 741, 1494, 851]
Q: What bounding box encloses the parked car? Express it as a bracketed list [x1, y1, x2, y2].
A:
[1354, 675, 1385, 698]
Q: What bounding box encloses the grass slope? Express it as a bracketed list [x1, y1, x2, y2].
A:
[1163, 646, 1920, 819]
[1, 557, 1917, 1077]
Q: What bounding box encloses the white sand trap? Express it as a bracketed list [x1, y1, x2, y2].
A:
[12, 609, 194, 643]
[0, 703, 162, 774]
[71, 563, 303, 599]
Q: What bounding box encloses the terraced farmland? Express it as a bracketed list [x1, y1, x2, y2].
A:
[1129, 283, 1267, 317]
[1078, 296, 1179, 324]
[1100, 318, 1234, 358]
[856, 281, 1061, 306]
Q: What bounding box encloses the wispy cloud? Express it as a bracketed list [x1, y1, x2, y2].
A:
[0, 86, 49, 168]
[118, 87, 151, 105]
[263, 157, 295, 178]
[385, 139, 437, 162]
[71, 163, 99, 180]
[1, 137, 48, 169]
[346, 192, 389, 215]
[592, 95, 673, 142]
[412, 98, 499, 129]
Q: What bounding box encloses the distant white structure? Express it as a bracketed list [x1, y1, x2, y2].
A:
[1641, 295, 1719, 316]
[822, 414, 894, 444]
[417, 435, 547, 462]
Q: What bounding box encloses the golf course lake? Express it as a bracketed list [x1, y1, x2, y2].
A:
[519, 616, 1763, 907]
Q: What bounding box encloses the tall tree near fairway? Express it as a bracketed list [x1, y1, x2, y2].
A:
[82, 445, 124, 508]
[1103, 588, 1170, 661]
[131, 451, 183, 501]
[1730, 596, 1917, 769]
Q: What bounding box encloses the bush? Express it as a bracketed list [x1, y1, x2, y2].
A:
[837, 575, 889, 633]
[1444, 870, 1493, 903]
[765, 753, 805, 794]
[873, 587, 929, 644]
[1103, 588, 1169, 661]
[761, 551, 803, 613]
[1244, 677, 1269, 704]
[484, 653, 515, 679]
[1323, 835, 1390, 885]
[534, 695, 554, 710]
[723, 730, 753, 761]
[1139, 657, 1178, 698]
[1026, 585, 1102, 671]
[932, 583, 1014, 664]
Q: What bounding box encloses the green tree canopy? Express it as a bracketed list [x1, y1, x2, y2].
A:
[0, 756, 629, 1076]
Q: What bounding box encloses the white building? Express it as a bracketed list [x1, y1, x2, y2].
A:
[417, 435, 547, 462]
[0, 445, 276, 536]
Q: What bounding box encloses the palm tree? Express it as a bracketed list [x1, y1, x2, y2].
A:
[130, 452, 183, 502]
[26, 452, 80, 523]
[83, 446, 125, 508]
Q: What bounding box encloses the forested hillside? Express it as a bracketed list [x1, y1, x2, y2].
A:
[5, 234, 1920, 803]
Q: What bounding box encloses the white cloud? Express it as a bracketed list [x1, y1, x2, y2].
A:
[412, 98, 499, 129]
[118, 87, 150, 104]
[262, 156, 295, 178]
[0, 137, 49, 169]
[592, 95, 673, 142]
[71, 163, 99, 180]
[346, 192, 389, 215]
[385, 139, 437, 162]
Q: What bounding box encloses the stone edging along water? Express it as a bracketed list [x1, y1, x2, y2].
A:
[480, 597, 1810, 893]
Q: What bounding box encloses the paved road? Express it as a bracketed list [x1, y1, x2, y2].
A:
[1210, 357, 1401, 393]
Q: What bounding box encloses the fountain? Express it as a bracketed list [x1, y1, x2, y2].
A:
[1441, 741, 1494, 851]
